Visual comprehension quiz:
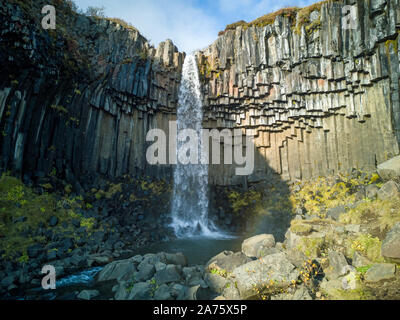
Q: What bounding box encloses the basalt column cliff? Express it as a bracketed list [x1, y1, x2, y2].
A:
[198, 0, 400, 186]
[1, 0, 400, 189]
[0, 0, 184, 190]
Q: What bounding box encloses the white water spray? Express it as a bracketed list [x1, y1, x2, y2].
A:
[170, 54, 221, 238]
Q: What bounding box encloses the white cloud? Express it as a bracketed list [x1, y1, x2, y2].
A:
[74, 0, 318, 53]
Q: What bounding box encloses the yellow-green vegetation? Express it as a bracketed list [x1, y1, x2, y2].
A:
[198, 58, 214, 79]
[296, 236, 325, 258]
[105, 183, 122, 199]
[348, 234, 383, 263]
[105, 18, 138, 32]
[327, 288, 373, 300]
[210, 268, 229, 278]
[249, 7, 299, 28]
[290, 220, 313, 235]
[140, 179, 169, 196]
[290, 175, 364, 218]
[219, 0, 343, 36]
[0, 173, 96, 261]
[227, 189, 262, 217]
[340, 197, 400, 233]
[50, 105, 68, 115]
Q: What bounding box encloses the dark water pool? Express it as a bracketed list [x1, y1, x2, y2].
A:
[130, 235, 243, 265]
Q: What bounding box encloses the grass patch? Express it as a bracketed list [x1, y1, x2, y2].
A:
[0, 173, 95, 261]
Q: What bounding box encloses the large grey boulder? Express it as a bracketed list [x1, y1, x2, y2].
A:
[364, 263, 396, 282]
[206, 251, 251, 273]
[231, 252, 299, 299]
[381, 223, 400, 261]
[377, 156, 400, 181]
[377, 181, 400, 200]
[352, 252, 371, 268]
[136, 263, 155, 282]
[204, 273, 228, 294]
[222, 284, 241, 300]
[127, 282, 152, 300]
[241, 234, 275, 258]
[365, 184, 379, 199]
[323, 251, 349, 280]
[271, 285, 312, 300]
[154, 264, 182, 284]
[97, 259, 136, 282]
[153, 284, 173, 300]
[77, 290, 100, 300]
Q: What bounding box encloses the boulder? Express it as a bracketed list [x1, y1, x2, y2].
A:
[271, 285, 312, 300]
[153, 284, 173, 300]
[381, 223, 400, 261]
[97, 258, 136, 282]
[365, 184, 379, 199]
[231, 252, 299, 299]
[323, 251, 349, 280]
[49, 216, 58, 227]
[241, 234, 275, 258]
[222, 284, 241, 300]
[206, 251, 251, 273]
[352, 252, 371, 268]
[204, 273, 228, 294]
[170, 283, 188, 300]
[136, 263, 155, 282]
[326, 205, 346, 221]
[77, 290, 100, 300]
[364, 263, 396, 282]
[154, 264, 182, 284]
[377, 156, 400, 181]
[164, 252, 187, 266]
[127, 282, 152, 300]
[377, 181, 400, 200]
[114, 283, 129, 300]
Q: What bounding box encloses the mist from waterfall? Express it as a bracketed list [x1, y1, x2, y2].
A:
[170, 54, 222, 238]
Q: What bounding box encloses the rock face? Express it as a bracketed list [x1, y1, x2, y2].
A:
[198, 0, 400, 185]
[377, 181, 400, 200]
[1, 0, 400, 188]
[381, 223, 400, 261]
[241, 234, 275, 258]
[364, 263, 396, 282]
[231, 252, 299, 299]
[377, 156, 400, 181]
[0, 0, 184, 189]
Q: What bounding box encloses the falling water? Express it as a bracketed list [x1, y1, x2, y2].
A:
[170, 54, 220, 238]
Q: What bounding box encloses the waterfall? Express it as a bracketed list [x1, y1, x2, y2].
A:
[170, 54, 220, 238]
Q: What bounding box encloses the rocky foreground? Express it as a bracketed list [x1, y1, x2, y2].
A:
[77, 157, 400, 301]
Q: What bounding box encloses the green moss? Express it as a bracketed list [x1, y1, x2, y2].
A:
[329, 288, 373, 300]
[50, 105, 69, 114]
[105, 183, 122, 199]
[228, 190, 262, 216]
[350, 234, 383, 263]
[296, 236, 325, 258]
[0, 173, 99, 261]
[290, 220, 313, 235]
[81, 217, 96, 230]
[356, 265, 373, 275]
[210, 268, 229, 278]
[340, 197, 400, 233]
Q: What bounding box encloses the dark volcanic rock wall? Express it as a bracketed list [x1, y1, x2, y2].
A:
[0, 1, 184, 189]
[198, 0, 400, 185]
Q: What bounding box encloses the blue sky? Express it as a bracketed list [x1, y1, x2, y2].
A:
[74, 0, 316, 53]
